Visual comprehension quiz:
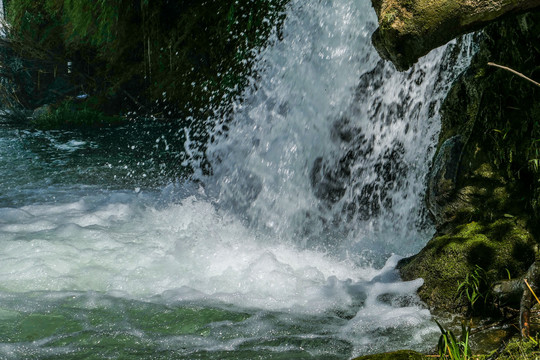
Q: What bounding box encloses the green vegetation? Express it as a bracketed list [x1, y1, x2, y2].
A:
[0, 0, 288, 127]
[497, 337, 540, 360]
[436, 321, 472, 360]
[400, 9, 540, 316]
[457, 265, 493, 314]
[399, 219, 535, 312]
[31, 100, 124, 129]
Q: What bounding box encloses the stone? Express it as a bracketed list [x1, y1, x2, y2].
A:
[399, 11, 540, 313]
[31, 104, 52, 120]
[352, 350, 426, 360]
[399, 219, 535, 312]
[370, 0, 540, 70]
[426, 135, 464, 224]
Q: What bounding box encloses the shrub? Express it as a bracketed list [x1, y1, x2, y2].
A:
[31, 100, 124, 129]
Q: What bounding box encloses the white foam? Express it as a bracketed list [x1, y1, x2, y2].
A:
[51, 139, 88, 152]
[0, 195, 347, 310]
[0, 193, 433, 324]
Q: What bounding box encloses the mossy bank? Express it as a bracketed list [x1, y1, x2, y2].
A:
[398, 10, 540, 314]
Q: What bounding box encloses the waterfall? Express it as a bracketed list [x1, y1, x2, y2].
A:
[203, 0, 474, 264]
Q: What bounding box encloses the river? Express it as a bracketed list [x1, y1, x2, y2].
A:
[0, 0, 475, 358]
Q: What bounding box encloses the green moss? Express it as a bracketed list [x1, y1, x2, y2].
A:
[400, 219, 534, 313]
[472, 163, 499, 180]
[497, 337, 539, 360]
[382, 9, 399, 30]
[456, 221, 483, 237]
[434, 15, 538, 229]
[475, 67, 487, 79]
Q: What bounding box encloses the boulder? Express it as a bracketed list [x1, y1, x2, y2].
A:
[370, 0, 540, 70]
[399, 12, 540, 313]
[426, 135, 464, 224]
[31, 104, 52, 120]
[399, 219, 535, 312]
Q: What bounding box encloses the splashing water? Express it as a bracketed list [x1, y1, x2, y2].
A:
[0, 0, 476, 358]
[204, 0, 474, 262]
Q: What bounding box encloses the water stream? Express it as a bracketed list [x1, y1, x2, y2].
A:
[0, 0, 475, 358]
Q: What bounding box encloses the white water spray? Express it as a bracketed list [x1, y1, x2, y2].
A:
[204, 0, 474, 262]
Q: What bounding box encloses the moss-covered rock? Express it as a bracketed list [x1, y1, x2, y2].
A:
[31, 100, 124, 129]
[399, 219, 535, 311]
[352, 350, 427, 360]
[370, 0, 540, 70]
[399, 11, 540, 314]
[426, 135, 465, 224]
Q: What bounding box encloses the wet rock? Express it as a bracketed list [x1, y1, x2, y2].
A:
[400, 11, 540, 314]
[399, 220, 535, 312]
[310, 156, 348, 204]
[310, 136, 406, 222]
[352, 350, 426, 360]
[376, 293, 419, 308]
[426, 135, 464, 224]
[370, 0, 540, 70]
[31, 104, 52, 120]
[330, 117, 356, 143]
[492, 279, 523, 309]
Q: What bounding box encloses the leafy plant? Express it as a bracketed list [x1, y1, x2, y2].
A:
[505, 268, 512, 280]
[436, 320, 472, 360]
[528, 140, 540, 173]
[457, 265, 492, 312]
[4, 0, 289, 121]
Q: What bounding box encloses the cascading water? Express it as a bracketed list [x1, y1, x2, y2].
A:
[0, 0, 475, 359]
[203, 0, 474, 262]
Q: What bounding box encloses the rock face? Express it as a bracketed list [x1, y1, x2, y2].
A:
[400, 220, 535, 312]
[370, 0, 540, 70]
[426, 135, 464, 224]
[398, 11, 540, 313]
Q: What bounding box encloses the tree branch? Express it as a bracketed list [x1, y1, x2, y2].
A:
[488, 62, 540, 87]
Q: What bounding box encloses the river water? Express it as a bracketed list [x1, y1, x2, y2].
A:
[0, 0, 475, 359]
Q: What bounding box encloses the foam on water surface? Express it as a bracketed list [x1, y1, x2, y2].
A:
[0, 193, 408, 311]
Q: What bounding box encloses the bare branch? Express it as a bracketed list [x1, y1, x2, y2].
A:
[488, 62, 540, 87]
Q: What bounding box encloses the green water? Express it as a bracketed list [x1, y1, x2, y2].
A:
[0, 292, 353, 359]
